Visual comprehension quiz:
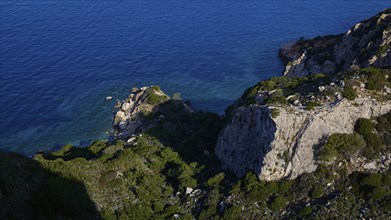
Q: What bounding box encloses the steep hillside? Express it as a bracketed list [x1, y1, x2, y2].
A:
[280, 9, 391, 77]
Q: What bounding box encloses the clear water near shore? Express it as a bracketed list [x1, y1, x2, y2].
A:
[0, 0, 389, 154]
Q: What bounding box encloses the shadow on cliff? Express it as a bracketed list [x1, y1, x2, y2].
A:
[141, 100, 228, 175]
[0, 151, 100, 219]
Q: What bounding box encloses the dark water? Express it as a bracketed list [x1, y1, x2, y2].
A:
[0, 1, 389, 154]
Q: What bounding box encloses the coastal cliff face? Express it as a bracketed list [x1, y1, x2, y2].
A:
[216, 9, 391, 180]
[216, 97, 391, 180]
[280, 9, 391, 77]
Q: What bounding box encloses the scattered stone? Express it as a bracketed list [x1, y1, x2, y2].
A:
[360, 83, 365, 88]
[173, 214, 180, 218]
[114, 100, 122, 108]
[364, 162, 377, 170]
[190, 189, 202, 197]
[127, 137, 136, 143]
[203, 150, 210, 156]
[339, 80, 345, 87]
[384, 86, 391, 94]
[185, 187, 193, 195]
[131, 87, 139, 93]
[118, 121, 128, 130]
[106, 96, 112, 100]
[318, 86, 326, 92]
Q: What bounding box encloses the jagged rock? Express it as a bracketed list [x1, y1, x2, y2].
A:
[364, 162, 377, 170]
[185, 187, 193, 195]
[215, 97, 391, 180]
[114, 100, 122, 108]
[121, 102, 131, 112]
[318, 86, 326, 92]
[279, 9, 391, 77]
[113, 85, 170, 139]
[114, 111, 126, 125]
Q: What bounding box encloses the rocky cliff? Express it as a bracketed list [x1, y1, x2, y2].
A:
[280, 9, 391, 77]
[113, 85, 170, 139]
[216, 97, 391, 180]
[216, 9, 391, 181]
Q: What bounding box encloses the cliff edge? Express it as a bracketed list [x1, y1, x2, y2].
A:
[280, 9, 391, 77]
[216, 9, 391, 180]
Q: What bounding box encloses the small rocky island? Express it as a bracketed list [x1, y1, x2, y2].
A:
[1, 9, 391, 219]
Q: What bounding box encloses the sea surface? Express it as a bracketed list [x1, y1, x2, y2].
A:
[0, 1, 389, 154]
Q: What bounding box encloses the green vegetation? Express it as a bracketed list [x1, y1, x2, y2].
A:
[144, 85, 169, 105]
[320, 133, 366, 161]
[1, 67, 391, 219]
[356, 118, 374, 137]
[342, 88, 357, 100]
[305, 101, 321, 111]
[362, 68, 390, 91]
[271, 109, 280, 118]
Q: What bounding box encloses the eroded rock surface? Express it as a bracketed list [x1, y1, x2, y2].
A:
[280, 9, 391, 77]
[216, 98, 391, 180]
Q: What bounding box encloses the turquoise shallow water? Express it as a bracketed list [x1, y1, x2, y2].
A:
[0, 0, 389, 154]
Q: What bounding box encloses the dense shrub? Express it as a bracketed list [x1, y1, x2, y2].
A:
[355, 118, 374, 137]
[320, 133, 366, 161]
[305, 101, 321, 111]
[271, 109, 280, 118]
[342, 88, 357, 100]
[310, 185, 325, 199]
[269, 196, 287, 211]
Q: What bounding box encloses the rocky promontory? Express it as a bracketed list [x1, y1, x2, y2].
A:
[113, 85, 170, 138]
[216, 8, 391, 181]
[280, 9, 391, 77]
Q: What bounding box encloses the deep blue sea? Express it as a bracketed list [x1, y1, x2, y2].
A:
[0, 1, 389, 154]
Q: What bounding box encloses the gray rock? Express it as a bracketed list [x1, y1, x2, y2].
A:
[114, 111, 126, 125]
[121, 102, 131, 112]
[364, 162, 377, 170]
[118, 121, 128, 130]
[185, 187, 193, 195]
[318, 86, 326, 92]
[215, 97, 391, 180]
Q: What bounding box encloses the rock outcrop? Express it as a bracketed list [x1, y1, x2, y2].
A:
[280, 9, 391, 77]
[113, 85, 169, 139]
[216, 98, 391, 180]
[216, 9, 391, 181]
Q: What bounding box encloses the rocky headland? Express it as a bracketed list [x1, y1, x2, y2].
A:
[280, 9, 391, 77]
[1, 9, 391, 220]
